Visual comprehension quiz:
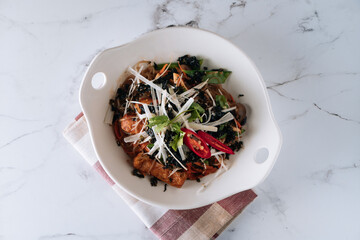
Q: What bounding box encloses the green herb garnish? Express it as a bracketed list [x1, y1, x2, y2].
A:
[216, 95, 229, 109]
[187, 103, 205, 122]
[169, 122, 182, 132]
[148, 115, 187, 135]
[148, 115, 170, 132]
[170, 131, 185, 151]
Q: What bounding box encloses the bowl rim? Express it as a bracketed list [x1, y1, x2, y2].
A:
[79, 26, 282, 209]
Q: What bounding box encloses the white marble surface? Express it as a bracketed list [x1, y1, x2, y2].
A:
[1, 0, 359, 239]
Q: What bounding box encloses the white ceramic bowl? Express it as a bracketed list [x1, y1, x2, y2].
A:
[79, 27, 282, 209]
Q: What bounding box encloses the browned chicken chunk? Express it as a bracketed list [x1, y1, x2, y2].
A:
[120, 114, 145, 135]
[133, 153, 187, 188]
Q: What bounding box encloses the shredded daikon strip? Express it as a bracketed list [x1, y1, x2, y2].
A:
[172, 102, 192, 129]
[203, 107, 213, 124]
[197, 168, 225, 193]
[152, 130, 167, 163]
[129, 65, 143, 95]
[128, 67, 163, 92]
[151, 88, 159, 115]
[135, 111, 147, 120]
[147, 142, 159, 155]
[173, 113, 191, 123]
[139, 121, 147, 133]
[197, 161, 230, 193]
[159, 132, 167, 162]
[215, 155, 228, 171]
[140, 136, 151, 144]
[192, 91, 199, 99]
[222, 106, 237, 112]
[178, 145, 185, 160]
[168, 167, 182, 177]
[180, 79, 208, 98]
[130, 67, 181, 109]
[104, 105, 114, 124]
[143, 104, 153, 119]
[156, 89, 162, 106]
[159, 90, 167, 116]
[211, 151, 226, 157]
[164, 144, 187, 170]
[123, 100, 130, 116]
[206, 113, 234, 126]
[178, 97, 194, 114]
[130, 119, 142, 131]
[187, 122, 218, 132]
[124, 132, 148, 143]
[182, 113, 191, 121]
[127, 77, 137, 97]
[206, 89, 216, 107]
[168, 87, 181, 110]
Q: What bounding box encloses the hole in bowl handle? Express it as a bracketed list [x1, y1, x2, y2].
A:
[254, 147, 269, 164]
[79, 67, 112, 120]
[91, 72, 107, 89]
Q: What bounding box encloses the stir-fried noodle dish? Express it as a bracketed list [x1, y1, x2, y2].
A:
[108, 55, 247, 190]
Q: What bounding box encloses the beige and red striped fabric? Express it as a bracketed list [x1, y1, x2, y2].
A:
[63, 113, 257, 240]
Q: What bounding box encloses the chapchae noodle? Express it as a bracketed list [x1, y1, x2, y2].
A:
[109, 55, 247, 189]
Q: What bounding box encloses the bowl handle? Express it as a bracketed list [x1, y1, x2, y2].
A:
[251, 122, 282, 184]
[79, 50, 116, 122]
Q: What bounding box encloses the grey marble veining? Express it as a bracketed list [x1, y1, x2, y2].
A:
[0, 0, 359, 239]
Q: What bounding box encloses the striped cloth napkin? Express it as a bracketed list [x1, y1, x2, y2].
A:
[63, 113, 257, 240]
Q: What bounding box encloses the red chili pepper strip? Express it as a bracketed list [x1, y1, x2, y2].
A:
[181, 128, 211, 159]
[197, 131, 234, 154]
